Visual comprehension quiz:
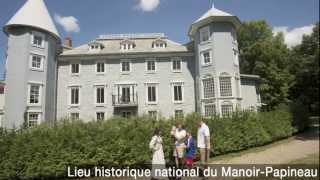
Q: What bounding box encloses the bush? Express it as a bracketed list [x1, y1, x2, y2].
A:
[0, 106, 300, 179]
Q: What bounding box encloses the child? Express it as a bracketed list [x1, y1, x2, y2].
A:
[185, 131, 196, 168]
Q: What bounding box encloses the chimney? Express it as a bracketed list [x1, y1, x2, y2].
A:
[64, 37, 72, 48]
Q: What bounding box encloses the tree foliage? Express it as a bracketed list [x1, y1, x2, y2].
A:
[288, 23, 319, 114]
[237, 20, 319, 113]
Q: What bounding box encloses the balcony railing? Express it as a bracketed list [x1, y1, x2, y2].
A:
[112, 93, 138, 107]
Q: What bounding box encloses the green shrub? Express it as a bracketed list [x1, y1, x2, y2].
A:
[0, 106, 299, 179]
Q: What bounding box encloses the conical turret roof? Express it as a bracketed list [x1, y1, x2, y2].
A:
[3, 0, 60, 39]
[189, 5, 241, 36]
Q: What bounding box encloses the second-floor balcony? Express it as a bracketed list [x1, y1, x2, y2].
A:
[112, 93, 138, 107]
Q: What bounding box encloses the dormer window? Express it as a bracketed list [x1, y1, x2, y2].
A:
[89, 41, 104, 51]
[120, 39, 136, 51]
[152, 39, 167, 49]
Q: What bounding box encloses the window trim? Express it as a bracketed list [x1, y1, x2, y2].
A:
[31, 31, 45, 48]
[120, 59, 132, 74]
[201, 76, 215, 99]
[27, 112, 41, 128]
[27, 82, 43, 106]
[68, 85, 81, 107]
[94, 84, 107, 107]
[203, 103, 216, 118]
[70, 63, 81, 76]
[221, 101, 234, 116]
[219, 73, 233, 97]
[145, 83, 159, 105]
[145, 58, 157, 73]
[171, 81, 184, 104]
[96, 61, 106, 75]
[171, 57, 182, 73]
[29, 53, 45, 71]
[96, 112, 106, 121]
[201, 50, 213, 66]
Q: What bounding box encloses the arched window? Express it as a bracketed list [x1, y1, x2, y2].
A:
[219, 72, 232, 97]
[221, 101, 233, 116]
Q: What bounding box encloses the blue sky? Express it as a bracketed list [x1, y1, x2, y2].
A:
[0, 0, 319, 79]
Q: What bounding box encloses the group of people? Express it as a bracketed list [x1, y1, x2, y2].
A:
[149, 119, 211, 179]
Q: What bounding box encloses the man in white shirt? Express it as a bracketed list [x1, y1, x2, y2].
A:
[197, 119, 210, 167]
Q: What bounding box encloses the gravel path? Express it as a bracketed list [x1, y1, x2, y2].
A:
[212, 131, 319, 164]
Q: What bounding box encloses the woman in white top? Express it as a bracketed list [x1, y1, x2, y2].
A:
[149, 128, 166, 180]
[170, 123, 187, 168]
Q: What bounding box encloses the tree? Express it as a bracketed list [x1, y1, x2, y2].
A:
[289, 23, 319, 114]
[237, 20, 294, 109]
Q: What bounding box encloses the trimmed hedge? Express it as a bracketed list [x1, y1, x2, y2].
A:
[0, 105, 301, 179]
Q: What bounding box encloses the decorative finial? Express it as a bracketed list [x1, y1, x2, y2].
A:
[211, 0, 215, 9]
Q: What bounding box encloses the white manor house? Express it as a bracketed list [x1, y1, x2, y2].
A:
[0, 0, 261, 129]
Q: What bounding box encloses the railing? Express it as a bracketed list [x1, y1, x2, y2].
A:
[112, 93, 138, 107]
[97, 33, 166, 40]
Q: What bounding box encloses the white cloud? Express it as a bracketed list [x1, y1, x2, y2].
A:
[136, 0, 160, 12]
[273, 25, 314, 47]
[54, 14, 80, 33]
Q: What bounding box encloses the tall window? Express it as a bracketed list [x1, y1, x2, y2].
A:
[204, 104, 216, 117]
[29, 84, 41, 105]
[32, 33, 44, 48]
[96, 62, 105, 73]
[235, 76, 240, 97]
[95, 86, 105, 104]
[146, 60, 156, 72]
[203, 78, 215, 98]
[221, 103, 233, 116]
[96, 112, 105, 121]
[172, 58, 181, 72]
[220, 76, 232, 97]
[200, 26, 210, 42]
[172, 83, 183, 103]
[234, 49, 239, 66]
[70, 87, 80, 105]
[28, 113, 40, 128]
[30, 54, 43, 70]
[202, 51, 212, 65]
[121, 61, 131, 72]
[71, 64, 80, 75]
[146, 84, 157, 104]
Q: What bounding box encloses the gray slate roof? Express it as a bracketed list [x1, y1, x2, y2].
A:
[61, 33, 192, 56]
